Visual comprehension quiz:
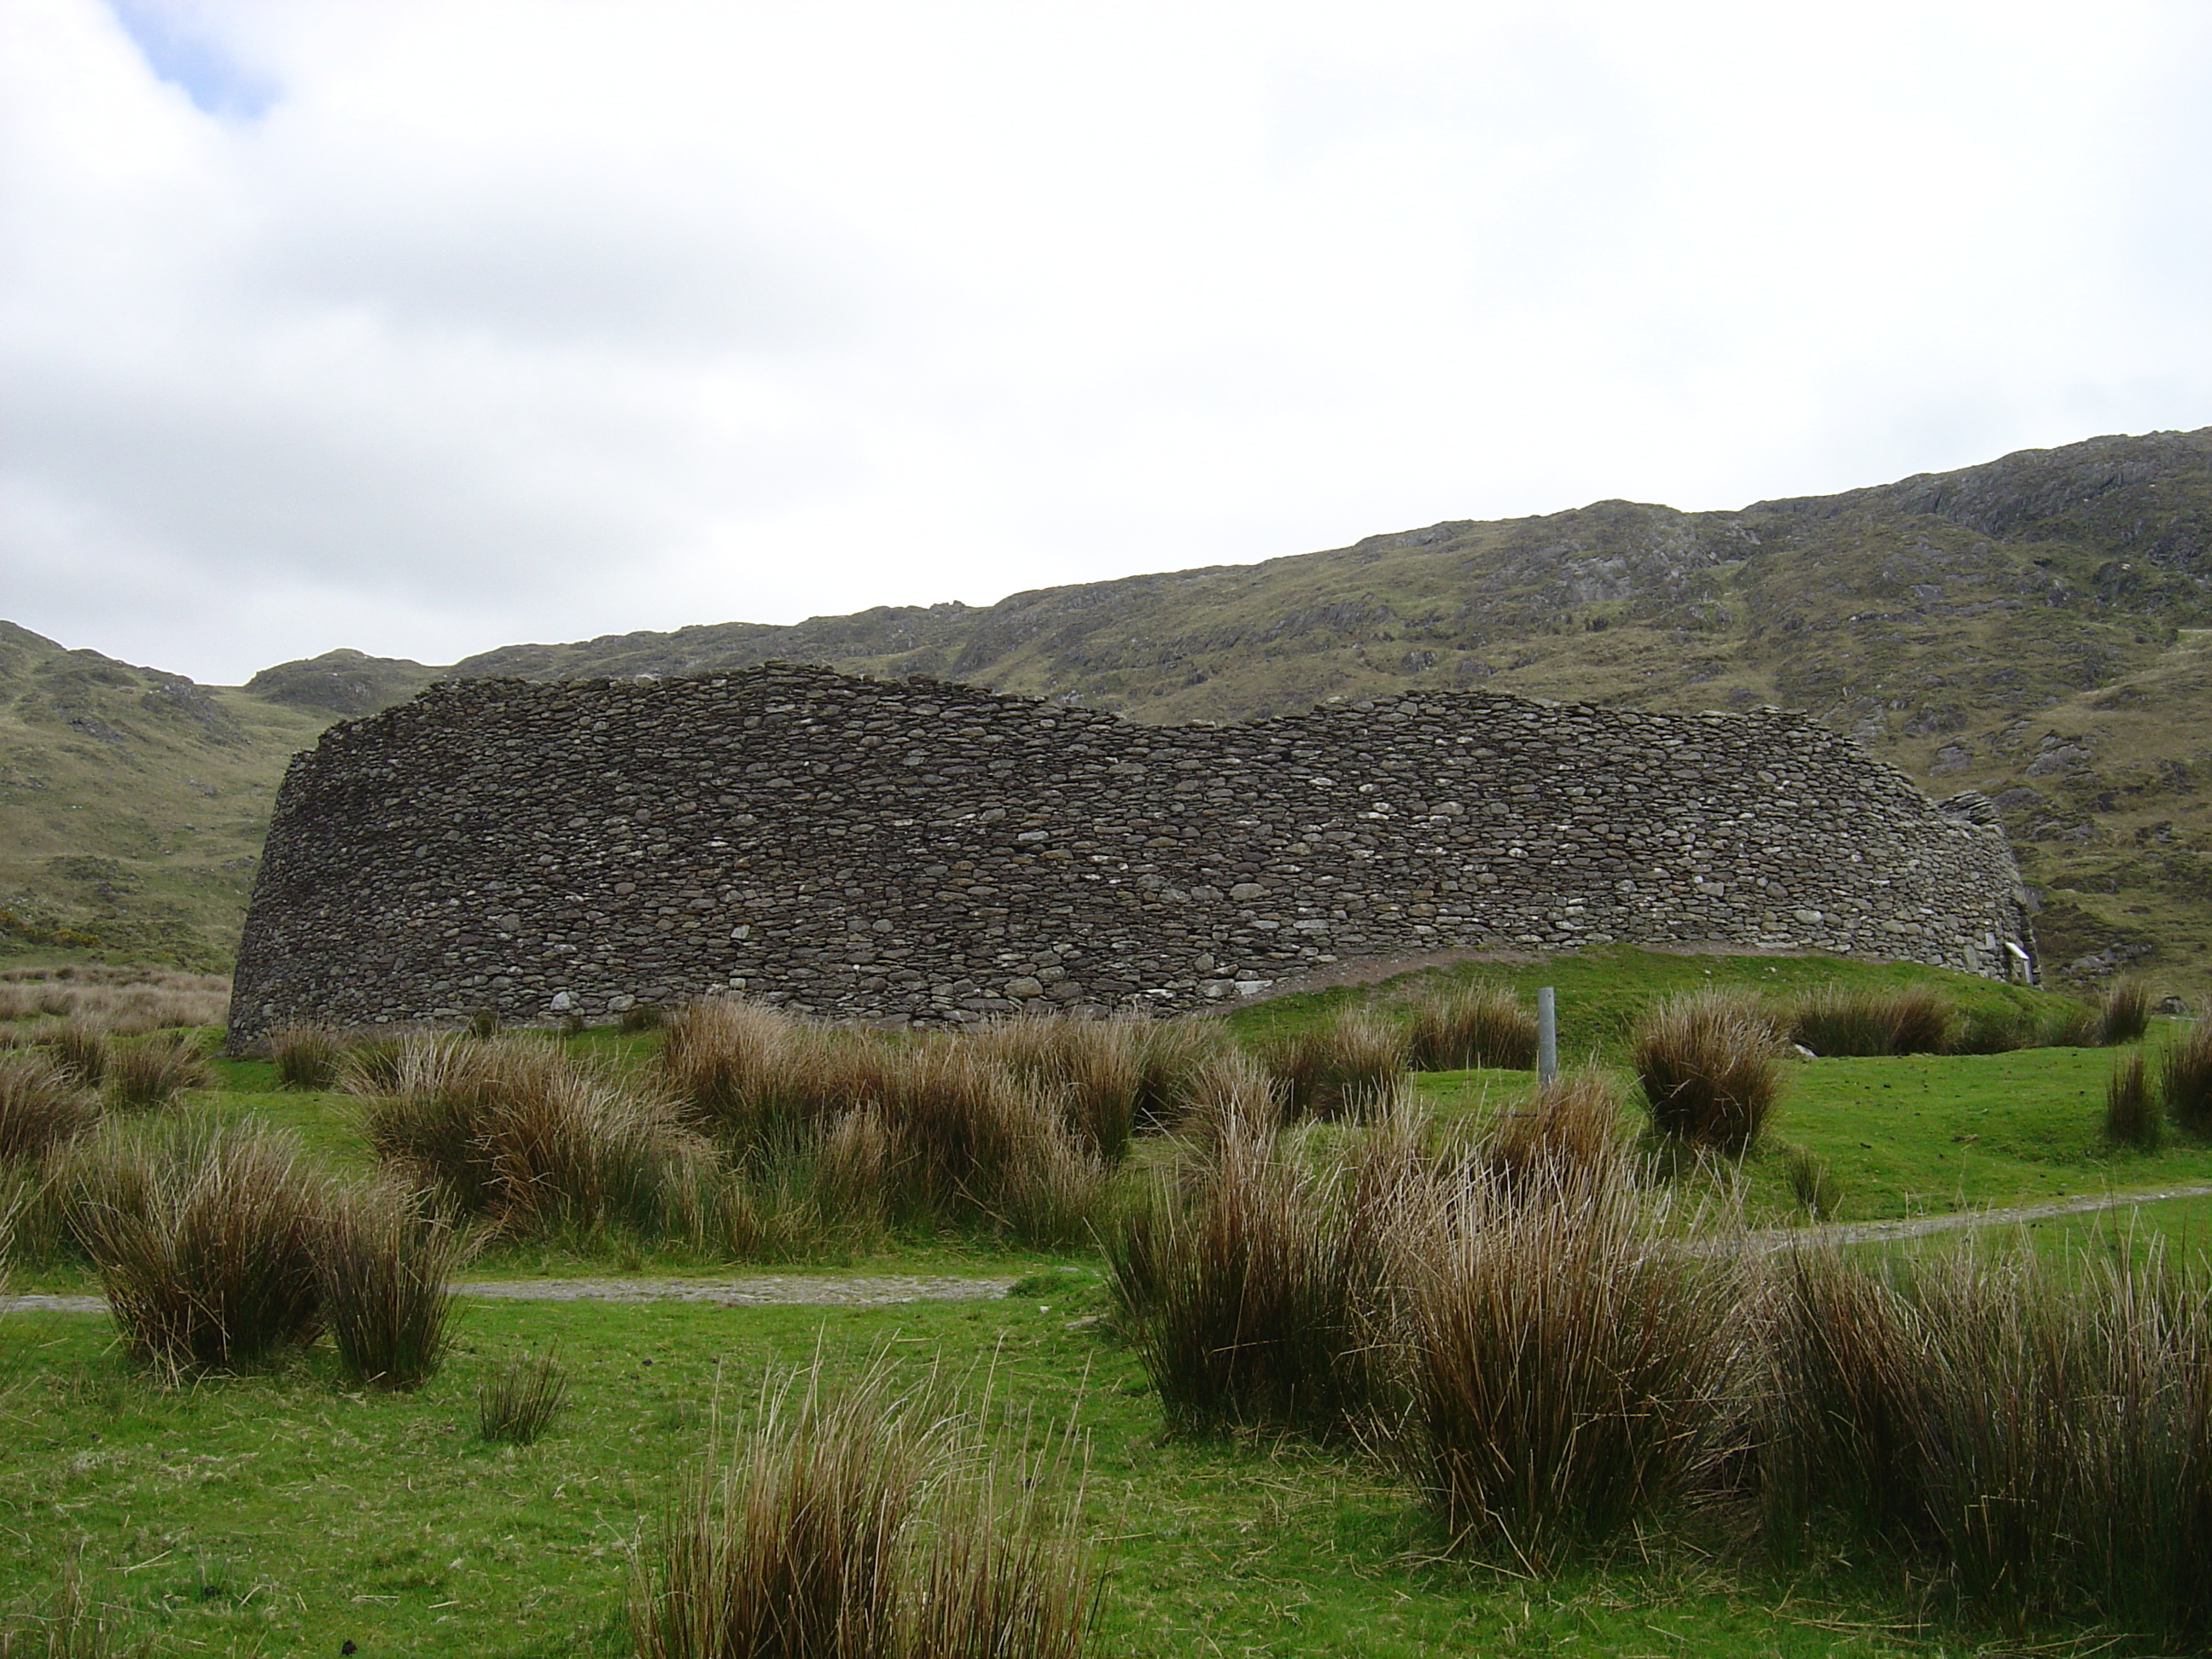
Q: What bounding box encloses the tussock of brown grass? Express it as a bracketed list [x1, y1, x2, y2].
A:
[1787, 985, 1955, 1057]
[0, 1055, 101, 1166]
[1406, 984, 1537, 1072]
[104, 1031, 212, 1111]
[319, 1183, 472, 1390]
[365, 1035, 708, 1242]
[1258, 1008, 1408, 1121]
[631, 1356, 1090, 1659]
[49, 1022, 110, 1087]
[61, 1116, 327, 1380]
[1109, 1107, 1410, 1435]
[1400, 1167, 1744, 1569]
[974, 1015, 1144, 1160]
[269, 1026, 345, 1091]
[2095, 977, 2155, 1045]
[2106, 1051, 2163, 1149]
[2163, 1012, 2212, 1136]
[1632, 992, 1784, 1155]
[661, 1000, 1115, 1247]
[1477, 1071, 1625, 1191]
[1759, 1245, 1928, 1550]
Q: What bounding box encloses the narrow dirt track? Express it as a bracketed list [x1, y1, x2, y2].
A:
[1745, 1181, 2212, 1249]
[0, 1273, 1024, 1318]
[12, 1185, 2212, 1318]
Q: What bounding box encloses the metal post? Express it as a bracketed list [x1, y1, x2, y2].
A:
[1537, 986, 1557, 1086]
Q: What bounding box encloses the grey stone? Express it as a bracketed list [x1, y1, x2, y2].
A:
[224, 662, 2035, 1045]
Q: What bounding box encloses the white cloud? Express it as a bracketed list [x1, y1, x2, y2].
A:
[3, 0, 2208, 682]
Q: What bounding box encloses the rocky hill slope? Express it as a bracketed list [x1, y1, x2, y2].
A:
[9, 427, 2210, 988]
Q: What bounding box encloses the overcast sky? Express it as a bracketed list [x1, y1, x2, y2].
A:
[3, 0, 2209, 685]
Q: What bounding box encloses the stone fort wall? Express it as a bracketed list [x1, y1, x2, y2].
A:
[226, 664, 2034, 1041]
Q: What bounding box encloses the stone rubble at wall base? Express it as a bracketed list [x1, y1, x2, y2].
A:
[225, 664, 2036, 1043]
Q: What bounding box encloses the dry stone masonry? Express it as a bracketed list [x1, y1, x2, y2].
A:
[227, 665, 2035, 1041]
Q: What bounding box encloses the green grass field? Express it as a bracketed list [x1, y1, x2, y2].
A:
[7, 952, 2211, 1656]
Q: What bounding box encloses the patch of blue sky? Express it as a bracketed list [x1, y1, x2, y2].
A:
[108, 1, 279, 120]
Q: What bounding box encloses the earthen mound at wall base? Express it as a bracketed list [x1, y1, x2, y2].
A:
[227, 665, 2034, 1042]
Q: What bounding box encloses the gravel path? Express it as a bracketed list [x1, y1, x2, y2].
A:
[13, 1185, 2212, 1318]
[1748, 1182, 2212, 1249]
[0, 1273, 1024, 1318]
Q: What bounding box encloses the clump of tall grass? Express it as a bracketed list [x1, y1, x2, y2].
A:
[2093, 976, 2154, 1045]
[1108, 1107, 1412, 1435]
[104, 1031, 212, 1110]
[1257, 1008, 1408, 1121]
[875, 1042, 1105, 1247]
[0, 1055, 100, 1166]
[479, 1350, 568, 1444]
[319, 1183, 472, 1389]
[1759, 1245, 1928, 1551]
[268, 1026, 344, 1091]
[1631, 992, 1784, 1155]
[1781, 1146, 1841, 1221]
[2105, 1052, 2163, 1150]
[2161, 1012, 2212, 1136]
[1406, 983, 1538, 1071]
[335, 1033, 408, 1095]
[49, 1021, 110, 1087]
[61, 1117, 326, 1380]
[660, 1000, 875, 1156]
[1127, 1016, 1233, 1130]
[2037, 1000, 2105, 1049]
[630, 1356, 1091, 1659]
[662, 1002, 1111, 1247]
[1908, 1243, 2212, 1635]
[364, 1035, 708, 1243]
[1399, 1168, 1745, 1568]
[1476, 1071, 1624, 1192]
[1787, 985, 1954, 1057]
[1761, 1237, 2212, 1639]
[975, 1014, 1148, 1161]
[1951, 1004, 2037, 1054]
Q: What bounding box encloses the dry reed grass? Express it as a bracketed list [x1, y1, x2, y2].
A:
[2095, 977, 2155, 1045]
[661, 1001, 1115, 1247]
[1759, 1245, 1928, 1551]
[1257, 1008, 1409, 1121]
[1108, 1107, 1410, 1435]
[48, 1022, 109, 1087]
[2106, 1051, 2163, 1149]
[1399, 1167, 1744, 1569]
[1787, 985, 1955, 1057]
[104, 1031, 212, 1110]
[1405, 984, 1537, 1071]
[2162, 1012, 2212, 1136]
[0, 1055, 101, 1166]
[319, 1183, 472, 1389]
[269, 1026, 345, 1091]
[61, 1116, 327, 1380]
[630, 1356, 1091, 1659]
[1631, 992, 1784, 1155]
[364, 1035, 708, 1242]
[1476, 1071, 1625, 1191]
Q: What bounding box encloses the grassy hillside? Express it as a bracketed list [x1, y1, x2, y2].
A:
[9, 426, 2211, 986]
[0, 623, 331, 969]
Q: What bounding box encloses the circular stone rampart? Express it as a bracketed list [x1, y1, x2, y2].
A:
[226, 664, 2034, 1040]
